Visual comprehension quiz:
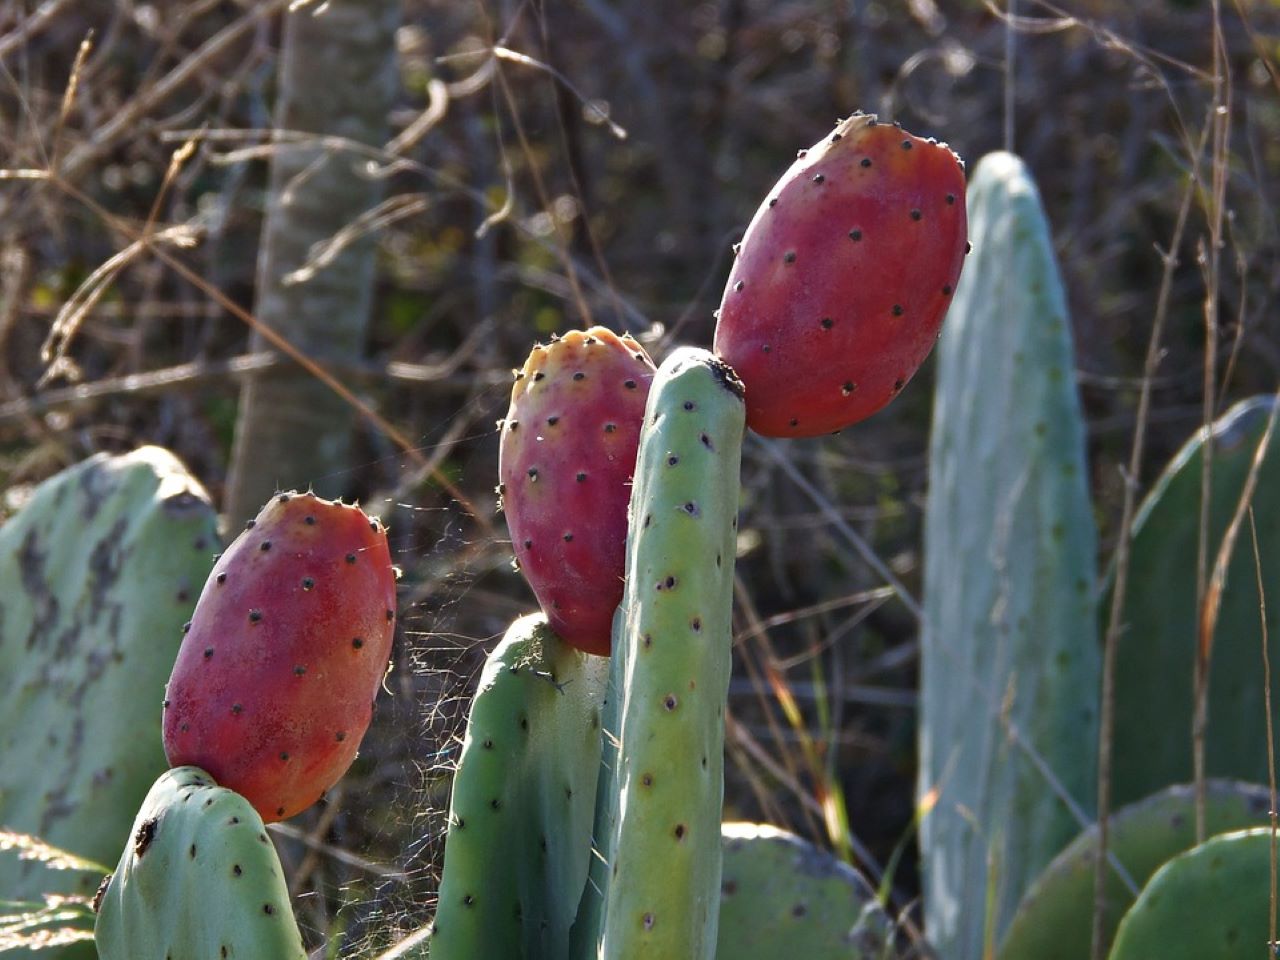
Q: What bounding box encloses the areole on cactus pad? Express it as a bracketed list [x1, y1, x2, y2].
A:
[714, 112, 968, 437]
[498, 326, 656, 656]
[162, 491, 397, 823]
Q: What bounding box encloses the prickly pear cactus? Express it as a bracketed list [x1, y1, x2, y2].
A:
[713, 112, 967, 437]
[499, 327, 656, 655]
[426, 613, 610, 960]
[1108, 827, 1275, 960]
[998, 780, 1270, 960]
[718, 822, 893, 959]
[1108, 395, 1280, 806]
[568, 607, 625, 960]
[93, 766, 305, 959]
[599, 347, 746, 960]
[164, 491, 397, 823]
[0, 447, 218, 957]
[921, 151, 1099, 959]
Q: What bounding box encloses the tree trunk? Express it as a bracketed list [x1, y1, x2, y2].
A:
[225, 0, 399, 525]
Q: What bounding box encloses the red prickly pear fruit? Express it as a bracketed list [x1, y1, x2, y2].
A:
[498, 327, 656, 656]
[162, 491, 396, 823]
[713, 113, 968, 437]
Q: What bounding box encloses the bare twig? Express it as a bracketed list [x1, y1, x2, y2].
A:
[0, 0, 77, 61]
[755, 437, 922, 620]
[1093, 123, 1208, 960]
[1193, 0, 1233, 846]
[284, 194, 431, 286]
[1249, 510, 1278, 958]
[28, 169, 494, 531]
[0, 352, 507, 427]
[58, 0, 291, 182]
[1004, 0, 1017, 152]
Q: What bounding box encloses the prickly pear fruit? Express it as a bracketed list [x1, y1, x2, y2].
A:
[162, 491, 397, 823]
[999, 779, 1270, 960]
[94, 766, 305, 959]
[1108, 827, 1273, 960]
[713, 112, 967, 437]
[718, 822, 893, 959]
[600, 347, 745, 960]
[0, 446, 218, 959]
[498, 327, 656, 656]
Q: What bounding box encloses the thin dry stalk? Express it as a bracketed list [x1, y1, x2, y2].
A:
[1092, 116, 1209, 960]
[1193, 0, 1234, 846]
[490, 37, 595, 328]
[57, 0, 290, 182]
[32, 169, 493, 532]
[1004, 0, 1017, 152]
[1249, 511, 1278, 958]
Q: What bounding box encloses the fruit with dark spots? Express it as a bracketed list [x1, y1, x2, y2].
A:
[162, 492, 396, 823]
[498, 327, 656, 656]
[713, 112, 968, 436]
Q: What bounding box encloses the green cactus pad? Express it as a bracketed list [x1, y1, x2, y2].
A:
[921, 151, 1100, 958]
[568, 606, 625, 960]
[427, 613, 609, 960]
[599, 347, 745, 960]
[998, 779, 1270, 960]
[93, 766, 304, 959]
[1108, 827, 1277, 960]
[0, 447, 218, 957]
[1108, 394, 1280, 806]
[717, 822, 893, 959]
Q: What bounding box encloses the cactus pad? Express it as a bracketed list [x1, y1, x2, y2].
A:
[427, 613, 610, 960]
[600, 347, 746, 960]
[93, 766, 305, 959]
[921, 151, 1099, 958]
[718, 822, 893, 959]
[998, 780, 1270, 960]
[0, 447, 218, 955]
[1108, 827, 1276, 960]
[1108, 394, 1280, 805]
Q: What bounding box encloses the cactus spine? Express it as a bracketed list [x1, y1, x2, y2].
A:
[93, 766, 305, 959]
[921, 152, 1099, 958]
[598, 347, 745, 959]
[427, 614, 609, 960]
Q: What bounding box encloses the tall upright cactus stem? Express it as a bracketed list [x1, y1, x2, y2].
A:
[598, 347, 746, 959]
[921, 152, 1099, 958]
[426, 614, 609, 960]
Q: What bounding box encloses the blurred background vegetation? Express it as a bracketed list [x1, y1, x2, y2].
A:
[1, 0, 1277, 953]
